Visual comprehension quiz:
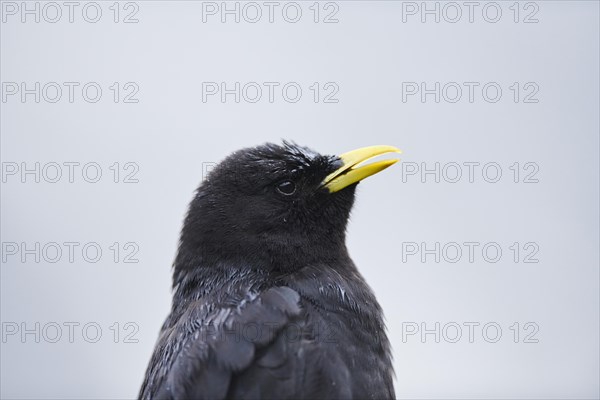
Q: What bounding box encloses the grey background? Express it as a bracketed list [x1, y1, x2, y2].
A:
[1, 1, 599, 399]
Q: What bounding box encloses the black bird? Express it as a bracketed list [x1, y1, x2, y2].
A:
[139, 142, 401, 400]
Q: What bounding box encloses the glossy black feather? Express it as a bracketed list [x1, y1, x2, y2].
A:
[139, 142, 394, 400]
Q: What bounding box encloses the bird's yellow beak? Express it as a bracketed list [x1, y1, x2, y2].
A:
[322, 145, 402, 193]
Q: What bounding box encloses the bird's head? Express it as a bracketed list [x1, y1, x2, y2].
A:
[174, 141, 401, 279]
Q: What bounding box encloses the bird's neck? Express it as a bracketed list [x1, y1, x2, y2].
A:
[173, 237, 350, 290]
[173, 217, 350, 286]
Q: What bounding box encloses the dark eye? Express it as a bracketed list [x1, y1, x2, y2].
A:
[276, 180, 296, 195]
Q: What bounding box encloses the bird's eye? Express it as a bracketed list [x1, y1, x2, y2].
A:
[276, 180, 296, 195]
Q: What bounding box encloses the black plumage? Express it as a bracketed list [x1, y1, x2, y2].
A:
[139, 142, 396, 400]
